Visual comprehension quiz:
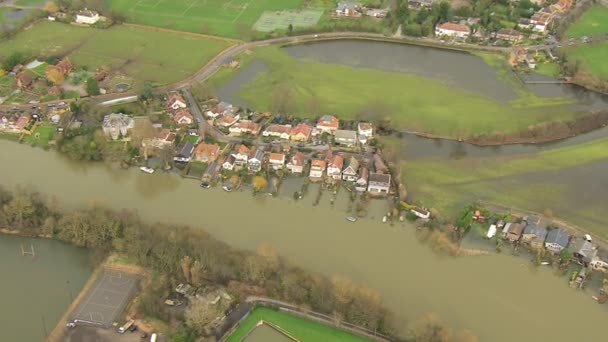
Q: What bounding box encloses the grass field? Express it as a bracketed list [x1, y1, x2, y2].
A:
[401, 137, 608, 238]
[23, 123, 55, 146]
[225, 306, 371, 342]
[216, 46, 579, 138]
[0, 21, 231, 85]
[565, 5, 608, 38]
[564, 41, 608, 80]
[253, 9, 323, 32]
[107, 0, 305, 39]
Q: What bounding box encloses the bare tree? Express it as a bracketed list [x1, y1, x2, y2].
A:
[185, 300, 219, 335]
[181, 256, 192, 284]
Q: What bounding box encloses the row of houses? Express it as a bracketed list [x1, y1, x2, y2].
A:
[493, 216, 608, 272]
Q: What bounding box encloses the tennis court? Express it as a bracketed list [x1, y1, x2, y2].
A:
[253, 9, 323, 32]
[69, 270, 138, 328]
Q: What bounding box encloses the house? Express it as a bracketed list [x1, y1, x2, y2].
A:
[14, 115, 31, 131]
[193, 143, 220, 162]
[590, 249, 608, 273]
[408, 0, 434, 9]
[435, 22, 470, 38]
[56, 58, 73, 75]
[525, 54, 536, 69]
[502, 222, 525, 242]
[102, 113, 134, 140]
[335, 1, 361, 16]
[142, 128, 176, 149]
[551, 0, 573, 12]
[367, 173, 391, 194]
[309, 159, 326, 179]
[202, 162, 219, 181]
[290, 123, 312, 142]
[518, 18, 532, 30]
[263, 124, 292, 140]
[174, 109, 194, 125]
[216, 113, 240, 128]
[342, 156, 359, 181]
[366, 8, 388, 18]
[530, 12, 554, 32]
[206, 102, 234, 119]
[570, 238, 595, 265]
[222, 155, 236, 171]
[356, 167, 369, 191]
[75, 8, 100, 24]
[232, 144, 251, 165]
[522, 225, 548, 249]
[327, 155, 344, 180]
[334, 130, 358, 147]
[286, 152, 305, 174]
[268, 153, 285, 170]
[496, 28, 523, 43]
[316, 115, 339, 134]
[229, 120, 261, 136]
[15, 72, 35, 90]
[167, 92, 187, 110]
[544, 228, 570, 253]
[247, 149, 265, 172]
[174, 142, 194, 162]
[357, 122, 373, 143]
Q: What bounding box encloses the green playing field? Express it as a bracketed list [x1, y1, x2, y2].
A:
[108, 0, 306, 38]
[253, 9, 323, 32]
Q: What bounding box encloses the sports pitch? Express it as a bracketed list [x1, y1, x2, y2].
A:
[253, 9, 323, 32]
[108, 0, 307, 38]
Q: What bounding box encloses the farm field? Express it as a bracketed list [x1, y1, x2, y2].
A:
[225, 306, 371, 342]
[564, 41, 608, 80]
[401, 137, 608, 239]
[0, 21, 231, 85]
[215, 46, 579, 138]
[565, 5, 608, 38]
[107, 0, 305, 39]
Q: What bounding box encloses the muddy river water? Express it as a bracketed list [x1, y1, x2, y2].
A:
[0, 140, 606, 341]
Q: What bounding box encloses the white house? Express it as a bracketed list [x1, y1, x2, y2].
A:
[206, 102, 233, 119]
[173, 109, 194, 125]
[268, 153, 285, 170]
[232, 144, 251, 165]
[286, 152, 305, 174]
[167, 92, 188, 110]
[412, 207, 431, 220]
[222, 155, 236, 171]
[336, 1, 361, 16]
[102, 113, 133, 140]
[435, 22, 470, 38]
[334, 130, 358, 147]
[309, 159, 326, 179]
[229, 120, 261, 136]
[355, 167, 368, 192]
[327, 155, 344, 180]
[357, 122, 373, 143]
[174, 142, 194, 163]
[263, 124, 292, 140]
[75, 9, 100, 25]
[342, 156, 359, 181]
[367, 173, 391, 194]
[247, 149, 265, 173]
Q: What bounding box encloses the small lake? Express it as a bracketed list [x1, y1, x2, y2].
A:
[0, 234, 91, 341]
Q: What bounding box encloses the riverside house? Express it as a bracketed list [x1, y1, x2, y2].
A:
[355, 167, 368, 191]
[193, 143, 220, 163]
[75, 8, 100, 24]
[174, 142, 194, 162]
[263, 124, 292, 140]
[367, 173, 391, 194]
[174, 109, 194, 125]
[571, 238, 595, 265]
[522, 225, 548, 250]
[286, 152, 305, 174]
[435, 22, 470, 38]
[206, 102, 234, 119]
[502, 222, 525, 242]
[590, 249, 608, 273]
[290, 123, 312, 142]
[268, 153, 286, 170]
[342, 156, 360, 181]
[309, 159, 326, 180]
[316, 115, 340, 134]
[544, 228, 570, 253]
[357, 122, 373, 143]
[327, 155, 344, 180]
[222, 155, 236, 171]
[248, 149, 265, 173]
[335, 1, 362, 16]
[232, 144, 251, 165]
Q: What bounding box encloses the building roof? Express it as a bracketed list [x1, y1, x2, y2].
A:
[167, 92, 186, 106]
[231, 120, 260, 132]
[265, 124, 292, 135]
[523, 225, 547, 240]
[14, 115, 31, 129]
[317, 115, 339, 128]
[223, 154, 236, 165]
[194, 143, 219, 158]
[358, 122, 372, 132]
[344, 156, 359, 171]
[269, 153, 285, 163]
[545, 228, 570, 248]
[436, 22, 470, 33]
[369, 172, 391, 185]
[334, 129, 357, 141]
[102, 113, 133, 128]
[234, 144, 251, 155]
[508, 223, 525, 236]
[337, 1, 360, 11]
[250, 149, 265, 161]
[174, 109, 193, 122]
[329, 155, 344, 169]
[176, 142, 194, 158]
[77, 9, 98, 17]
[311, 159, 326, 169]
[289, 152, 305, 166]
[290, 123, 312, 137]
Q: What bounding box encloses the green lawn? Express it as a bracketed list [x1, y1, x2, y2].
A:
[0, 21, 231, 85]
[225, 306, 372, 342]
[14, 0, 46, 6]
[564, 41, 608, 80]
[565, 5, 608, 38]
[402, 137, 608, 238]
[216, 46, 579, 138]
[23, 123, 55, 146]
[107, 0, 305, 39]
[534, 62, 561, 78]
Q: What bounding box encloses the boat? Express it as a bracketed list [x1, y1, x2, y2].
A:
[382, 216, 387, 223]
[139, 166, 154, 174]
[200, 182, 211, 189]
[346, 216, 357, 222]
[222, 185, 232, 192]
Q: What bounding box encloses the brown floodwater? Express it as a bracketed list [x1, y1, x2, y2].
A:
[0, 140, 606, 342]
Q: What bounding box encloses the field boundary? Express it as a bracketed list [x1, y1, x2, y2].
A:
[123, 22, 243, 44]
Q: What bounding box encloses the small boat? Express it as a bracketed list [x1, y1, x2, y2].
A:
[222, 185, 232, 192]
[540, 262, 550, 266]
[382, 215, 388, 223]
[139, 166, 154, 174]
[346, 216, 357, 222]
[200, 182, 211, 189]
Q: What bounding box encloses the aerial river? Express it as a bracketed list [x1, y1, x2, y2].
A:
[0, 140, 606, 342]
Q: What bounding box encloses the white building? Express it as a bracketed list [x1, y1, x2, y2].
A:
[357, 122, 373, 142]
[102, 113, 134, 140]
[435, 22, 470, 38]
[367, 173, 391, 194]
[75, 9, 100, 25]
